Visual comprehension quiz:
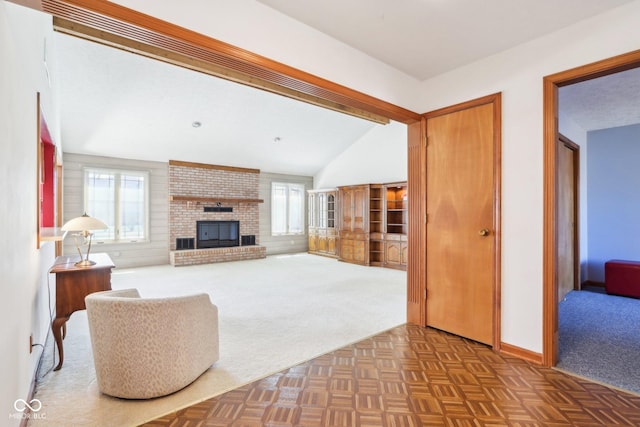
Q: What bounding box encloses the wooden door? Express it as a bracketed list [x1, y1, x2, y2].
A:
[425, 101, 497, 345]
[337, 185, 369, 265]
[339, 187, 354, 231]
[352, 185, 368, 233]
[558, 136, 579, 301]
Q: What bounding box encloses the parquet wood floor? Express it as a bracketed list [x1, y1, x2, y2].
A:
[142, 325, 640, 426]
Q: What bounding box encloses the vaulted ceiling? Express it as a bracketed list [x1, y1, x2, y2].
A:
[55, 1, 639, 176]
[54, 32, 379, 176]
[257, 0, 635, 82]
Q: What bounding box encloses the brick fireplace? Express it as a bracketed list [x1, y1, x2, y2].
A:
[168, 160, 266, 266]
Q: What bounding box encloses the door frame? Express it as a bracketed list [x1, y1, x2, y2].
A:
[408, 93, 502, 350]
[542, 49, 640, 366]
[558, 134, 580, 298]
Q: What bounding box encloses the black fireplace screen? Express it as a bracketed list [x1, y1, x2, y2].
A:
[196, 220, 240, 248]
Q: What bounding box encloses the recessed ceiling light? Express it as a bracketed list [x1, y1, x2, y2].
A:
[192, 121, 202, 128]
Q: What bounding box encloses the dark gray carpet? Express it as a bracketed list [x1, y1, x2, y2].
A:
[558, 289, 640, 394]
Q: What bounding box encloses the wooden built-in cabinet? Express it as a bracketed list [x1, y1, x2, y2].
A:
[333, 182, 407, 270]
[337, 184, 370, 265]
[383, 183, 408, 270]
[308, 189, 337, 258]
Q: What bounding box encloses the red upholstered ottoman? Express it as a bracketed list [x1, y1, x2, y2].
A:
[605, 260, 640, 298]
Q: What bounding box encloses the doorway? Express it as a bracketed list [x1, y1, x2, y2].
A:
[543, 49, 640, 367]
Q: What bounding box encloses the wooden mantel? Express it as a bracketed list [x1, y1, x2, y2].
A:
[169, 195, 264, 204]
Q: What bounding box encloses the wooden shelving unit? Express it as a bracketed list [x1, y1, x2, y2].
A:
[369, 184, 384, 266]
[329, 181, 407, 270]
[383, 182, 408, 270]
[385, 184, 408, 235]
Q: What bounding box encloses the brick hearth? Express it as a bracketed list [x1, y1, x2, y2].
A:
[170, 245, 266, 266]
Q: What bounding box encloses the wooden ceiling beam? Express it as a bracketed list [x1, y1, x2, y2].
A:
[9, 0, 421, 124]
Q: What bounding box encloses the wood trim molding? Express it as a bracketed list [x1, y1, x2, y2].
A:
[406, 118, 426, 325]
[423, 93, 502, 119]
[545, 49, 640, 88]
[582, 280, 605, 288]
[492, 93, 503, 353]
[543, 48, 640, 367]
[169, 196, 264, 204]
[36, 92, 42, 249]
[558, 134, 580, 293]
[168, 160, 260, 174]
[543, 76, 558, 368]
[9, 0, 421, 124]
[500, 342, 543, 365]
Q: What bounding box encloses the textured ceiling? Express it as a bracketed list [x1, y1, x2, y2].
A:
[559, 67, 640, 132]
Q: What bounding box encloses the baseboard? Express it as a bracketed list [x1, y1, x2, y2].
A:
[18, 369, 39, 427]
[582, 280, 605, 288]
[499, 342, 543, 365]
[18, 337, 48, 427]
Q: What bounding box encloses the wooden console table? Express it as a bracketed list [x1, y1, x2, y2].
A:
[50, 253, 115, 370]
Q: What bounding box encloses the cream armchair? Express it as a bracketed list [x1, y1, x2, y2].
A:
[85, 288, 219, 399]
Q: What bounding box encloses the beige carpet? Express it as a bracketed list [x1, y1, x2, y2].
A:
[29, 253, 406, 426]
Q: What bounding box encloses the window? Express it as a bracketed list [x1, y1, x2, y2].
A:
[84, 167, 149, 242]
[271, 182, 305, 235]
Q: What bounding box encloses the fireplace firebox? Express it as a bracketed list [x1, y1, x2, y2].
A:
[197, 220, 240, 249]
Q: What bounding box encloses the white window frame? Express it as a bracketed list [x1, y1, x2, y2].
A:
[271, 182, 305, 236]
[83, 167, 150, 243]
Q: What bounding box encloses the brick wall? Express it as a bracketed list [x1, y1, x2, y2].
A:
[169, 161, 261, 252]
[170, 245, 267, 266]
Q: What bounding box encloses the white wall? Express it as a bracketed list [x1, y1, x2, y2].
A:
[0, 3, 60, 424]
[63, 154, 311, 263]
[412, 1, 640, 352]
[62, 153, 169, 268]
[109, 0, 420, 109]
[108, 0, 640, 355]
[315, 121, 407, 188]
[3, 10, 638, 414]
[259, 172, 313, 254]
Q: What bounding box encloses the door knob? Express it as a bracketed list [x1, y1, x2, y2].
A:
[479, 228, 490, 237]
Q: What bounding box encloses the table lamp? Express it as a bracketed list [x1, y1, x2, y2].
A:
[61, 213, 108, 266]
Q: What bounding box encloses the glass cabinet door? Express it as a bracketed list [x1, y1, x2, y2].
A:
[308, 193, 317, 228]
[319, 193, 327, 228]
[327, 194, 335, 229]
